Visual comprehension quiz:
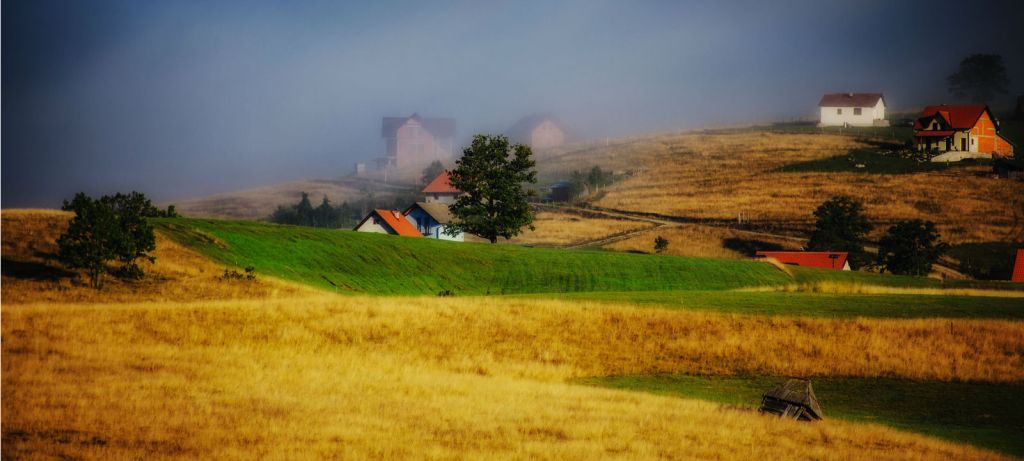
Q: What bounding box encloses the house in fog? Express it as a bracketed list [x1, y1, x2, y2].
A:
[379, 113, 456, 168]
[756, 251, 851, 270]
[817, 93, 887, 127]
[353, 209, 423, 237]
[913, 104, 1015, 161]
[403, 202, 463, 241]
[507, 114, 570, 149]
[422, 170, 462, 204]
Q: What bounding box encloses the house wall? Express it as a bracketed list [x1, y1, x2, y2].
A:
[530, 120, 566, 149]
[819, 99, 886, 127]
[387, 120, 454, 167]
[425, 193, 458, 204]
[969, 111, 1013, 156]
[403, 208, 463, 241]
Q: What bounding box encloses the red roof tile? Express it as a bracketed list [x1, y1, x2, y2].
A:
[422, 170, 461, 194]
[1013, 249, 1024, 283]
[914, 130, 955, 138]
[914, 105, 989, 130]
[818, 93, 884, 108]
[756, 251, 850, 270]
[357, 208, 422, 237]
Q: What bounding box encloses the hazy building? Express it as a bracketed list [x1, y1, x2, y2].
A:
[817, 93, 887, 127]
[380, 113, 455, 168]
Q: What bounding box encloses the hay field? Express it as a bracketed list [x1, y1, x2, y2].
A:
[538, 131, 1024, 244]
[604, 224, 803, 259]
[3, 210, 1020, 459]
[504, 210, 655, 246]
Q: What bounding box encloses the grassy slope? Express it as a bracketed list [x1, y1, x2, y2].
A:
[155, 218, 795, 294]
[518, 290, 1024, 319]
[776, 148, 970, 174]
[579, 374, 1024, 457]
[155, 218, 1015, 297]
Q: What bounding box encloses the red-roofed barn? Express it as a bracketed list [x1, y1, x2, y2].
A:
[353, 209, 423, 237]
[913, 104, 1014, 160]
[756, 251, 851, 271]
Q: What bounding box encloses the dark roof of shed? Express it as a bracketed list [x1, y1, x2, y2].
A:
[404, 201, 454, 225]
[763, 379, 823, 419]
[506, 114, 571, 141]
[382, 113, 456, 138]
[818, 93, 885, 108]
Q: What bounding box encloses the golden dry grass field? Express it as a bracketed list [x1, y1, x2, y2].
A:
[2, 210, 1022, 459]
[537, 131, 1024, 244]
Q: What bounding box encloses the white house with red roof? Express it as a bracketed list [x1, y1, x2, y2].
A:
[913, 104, 1014, 161]
[818, 93, 887, 127]
[756, 251, 851, 271]
[422, 170, 462, 205]
[353, 208, 423, 237]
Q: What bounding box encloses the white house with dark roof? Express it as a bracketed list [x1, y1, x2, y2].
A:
[818, 93, 888, 127]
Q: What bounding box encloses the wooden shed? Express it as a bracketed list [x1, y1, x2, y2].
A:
[759, 379, 823, 421]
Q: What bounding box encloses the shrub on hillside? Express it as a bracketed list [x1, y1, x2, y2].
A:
[876, 220, 948, 276]
[807, 196, 872, 269]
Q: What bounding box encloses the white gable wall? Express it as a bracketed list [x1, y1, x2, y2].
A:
[819, 99, 885, 127]
[354, 216, 392, 234]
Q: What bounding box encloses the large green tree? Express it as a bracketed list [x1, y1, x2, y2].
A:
[101, 192, 158, 278]
[806, 196, 873, 268]
[947, 54, 1010, 103]
[446, 135, 537, 243]
[57, 193, 120, 288]
[877, 220, 948, 276]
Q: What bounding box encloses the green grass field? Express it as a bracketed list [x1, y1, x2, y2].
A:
[578, 374, 1024, 457]
[517, 290, 1024, 319]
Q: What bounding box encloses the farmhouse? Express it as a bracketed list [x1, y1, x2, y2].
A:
[380, 113, 456, 168]
[404, 202, 463, 241]
[353, 209, 423, 237]
[756, 251, 851, 270]
[1013, 249, 1024, 283]
[422, 170, 462, 204]
[507, 114, 571, 149]
[913, 105, 1015, 161]
[818, 93, 888, 127]
[759, 379, 823, 421]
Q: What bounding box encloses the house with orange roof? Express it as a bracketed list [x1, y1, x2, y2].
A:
[422, 170, 462, 204]
[756, 251, 851, 271]
[353, 208, 423, 237]
[913, 104, 1014, 161]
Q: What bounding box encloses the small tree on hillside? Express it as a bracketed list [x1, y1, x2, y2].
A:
[445, 134, 537, 243]
[654, 236, 669, 253]
[947, 54, 1010, 103]
[421, 160, 445, 186]
[58, 193, 120, 288]
[101, 191, 157, 278]
[877, 220, 948, 276]
[807, 196, 873, 268]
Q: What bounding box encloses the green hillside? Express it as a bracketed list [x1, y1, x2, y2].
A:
[154, 218, 963, 296]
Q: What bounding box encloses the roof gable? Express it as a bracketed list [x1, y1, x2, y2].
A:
[818, 93, 884, 108]
[914, 105, 989, 130]
[756, 251, 849, 270]
[356, 209, 422, 237]
[763, 379, 824, 419]
[506, 114, 571, 141]
[382, 113, 456, 139]
[404, 201, 454, 225]
[422, 170, 461, 194]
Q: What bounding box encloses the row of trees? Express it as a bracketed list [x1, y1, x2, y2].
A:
[808, 196, 947, 275]
[57, 191, 173, 287]
[566, 166, 616, 199]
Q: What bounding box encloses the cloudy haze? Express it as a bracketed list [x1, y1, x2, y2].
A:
[4, 0, 1023, 207]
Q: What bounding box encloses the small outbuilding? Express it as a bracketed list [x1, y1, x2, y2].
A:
[422, 170, 462, 204]
[549, 180, 574, 202]
[403, 201, 463, 241]
[353, 209, 423, 237]
[759, 379, 823, 421]
[756, 251, 850, 270]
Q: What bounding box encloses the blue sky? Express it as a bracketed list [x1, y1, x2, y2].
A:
[3, 0, 1023, 206]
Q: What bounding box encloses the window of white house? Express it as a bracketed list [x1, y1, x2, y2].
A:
[853, 108, 862, 115]
[836, 108, 842, 115]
